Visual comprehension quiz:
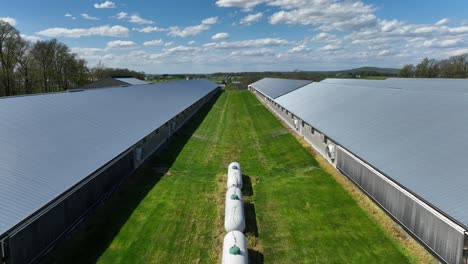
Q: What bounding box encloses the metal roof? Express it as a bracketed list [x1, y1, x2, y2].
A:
[0, 79, 218, 235]
[321, 78, 468, 94]
[275, 82, 468, 227]
[114, 77, 149, 85]
[249, 78, 312, 99]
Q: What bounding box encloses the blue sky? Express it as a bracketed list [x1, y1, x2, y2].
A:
[1, 0, 468, 73]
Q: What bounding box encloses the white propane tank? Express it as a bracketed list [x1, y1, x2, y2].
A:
[228, 162, 242, 175]
[227, 170, 243, 189]
[225, 187, 245, 232]
[222, 231, 248, 264]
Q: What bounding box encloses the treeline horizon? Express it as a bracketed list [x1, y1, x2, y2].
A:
[399, 54, 468, 78]
[0, 21, 144, 97]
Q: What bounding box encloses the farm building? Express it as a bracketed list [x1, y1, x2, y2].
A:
[248, 77, 312, 108]
[79, 77, 149, 89]
[0, 79, 219, 264]
[250, 77, 468, 264]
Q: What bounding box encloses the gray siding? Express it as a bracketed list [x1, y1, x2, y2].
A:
[337, 147, 465, 264]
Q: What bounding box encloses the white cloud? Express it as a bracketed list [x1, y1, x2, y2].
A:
[202, 17, 219, 25]
[115, 12, 128, 19]
[143, 39, 164, 46]
[135, 26, 167, 33]
[106, 40, 138, 49]
[312, 32, 339, 42]
[378, 50, 392, 56]
[188, 40, 196, 45]
[168, 17, 217, 38]
[215, 0, 266, 11]
[0, 17, 17, 26]
[65, 13, 73, 17]
[240, 12, 263, 25]
[168, 24, 210, 37]
[204, 38, 291, 49]
[268, 1, 377, 31]
[20, 34, 41, 42]
[212, 32, 230, 40]
[37, 25, 129, 38]
[94, 1, 116, 8]
[71, 47, 105, 56]
[288, 45, 309, 53]
[320, 44, 341, 51]
[164, 45, 198, 54]
[129, 15, 154, 24]
[435, 18, 449, 26]
[81, 13, 99, 20]
[231, 48, 274, 56]
[423, 38, 464, 48]
[164, 41, 174, 46]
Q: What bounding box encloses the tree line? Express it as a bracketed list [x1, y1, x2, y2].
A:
[400, 54, 468, 78]
[0, 21, 145, 97]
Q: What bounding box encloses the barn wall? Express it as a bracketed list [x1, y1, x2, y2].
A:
[8, 150, 134, 264]
[5, 88, 219, 264]
[337, 147, 465, 264]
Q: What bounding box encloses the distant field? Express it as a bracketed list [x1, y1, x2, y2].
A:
[47, 89, 415, 263]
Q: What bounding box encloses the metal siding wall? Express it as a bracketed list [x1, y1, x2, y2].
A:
[8, 152, 134, 264]
[337, 147, 465, 264]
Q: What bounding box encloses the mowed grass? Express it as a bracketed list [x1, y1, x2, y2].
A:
[47, 89, 414, 263]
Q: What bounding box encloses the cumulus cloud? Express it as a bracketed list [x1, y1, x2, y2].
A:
[377, 50, 392, 56]
[168, 24, 209, 37]
[215, 0, 265, 11]
[435, 18, 449, 26]
[81, 13, 99, 20]
[143, 39, 164, 46]
[204, 38, 291, 49]
[0, 17, 17, 26]
[202, 17, 219, 25]
[320, 44, 341, 51]
[188, 40, 196, 45]
[164, 41, 174, 46]
[64, 13, 76, 20]
[312, 32, 339, 43]
[114, 12, 127, 19]
[231, 48, 274, 56]
[240, 12, 263, 25]
[135, 26, 167, 33]
[37, 25, 129, 38]
[106, 40, 138, 49]
[129, 15, 154, 24]
[423, 38, 464, 48]
[94, 1, 116, 8]
[212, 32, 230, 40]
[288, 45, 309, 53]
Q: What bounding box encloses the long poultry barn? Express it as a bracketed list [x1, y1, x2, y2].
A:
[0, 79, 219, 264]
[250, 77, 468, 264]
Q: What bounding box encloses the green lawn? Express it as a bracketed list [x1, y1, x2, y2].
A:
[47, 89, 415, 263]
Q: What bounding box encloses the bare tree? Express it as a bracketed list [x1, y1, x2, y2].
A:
[0, 21, 21, 96]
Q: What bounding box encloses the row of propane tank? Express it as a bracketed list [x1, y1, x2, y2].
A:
[222, 162, 248, 264]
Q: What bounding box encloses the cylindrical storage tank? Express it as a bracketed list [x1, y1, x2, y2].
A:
[222, 231, 248, 264]
[225, 187, 245, 232]
[227, 170, 243, 189]
[228, 162, 242, 175]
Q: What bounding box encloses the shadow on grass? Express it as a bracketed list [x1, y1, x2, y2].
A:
[242, 174, 264, 264]
[45, 91, 222, 264]
[242, 174, 254, 196]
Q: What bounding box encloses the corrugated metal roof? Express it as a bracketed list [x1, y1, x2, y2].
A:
[0, 79, 218, 235]
[275, 82, 468, 227]
[249, 78, 312, 99]
[114, 77, 148, 85]
[321, 78, 468, 94]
